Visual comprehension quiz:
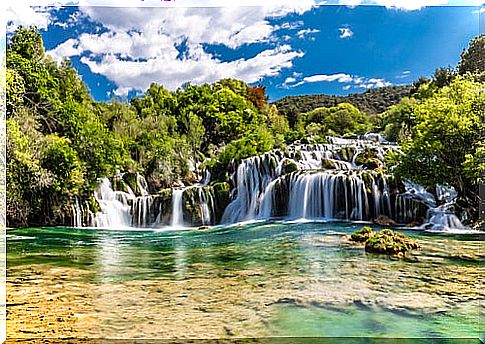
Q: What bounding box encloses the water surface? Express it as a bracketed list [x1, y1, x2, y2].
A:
[7, 222, 484, 340]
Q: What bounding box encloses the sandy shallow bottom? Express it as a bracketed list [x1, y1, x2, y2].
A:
[6, 226, 485, 340]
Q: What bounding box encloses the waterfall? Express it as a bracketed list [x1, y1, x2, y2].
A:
[286, 171, 372, 221]
[171, 189, 184, 227]
[221, 152, 283, 223]
[220, 137, 469, 231]
[93, 178, 134, 228]
[70, 136, 470, 232]
[421, 185, 470, 232]
[199, 188, 214, 225]
[72, 198, 82, 227]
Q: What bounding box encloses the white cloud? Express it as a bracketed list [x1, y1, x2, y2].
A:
[304, 73, 354, 83]
[297, 28, 320, 39]
[339, 27, 353, 38]
[284, 72, 392, 90]
[79, 44, 303, 95]
[5, 1, 52, 32]
[44, 5, 319, 96]
[338, 0, 457, 10]
[396, 70, 411, 79]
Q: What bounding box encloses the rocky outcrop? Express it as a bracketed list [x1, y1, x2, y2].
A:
[350, 227, 420, 256]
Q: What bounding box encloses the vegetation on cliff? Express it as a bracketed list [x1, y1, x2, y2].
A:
[6, 27, 484, 228]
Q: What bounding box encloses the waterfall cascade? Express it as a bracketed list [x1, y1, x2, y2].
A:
[221, 137, 469, 232]
[72, 171, 218, 229]
[71, 136, 471, 232]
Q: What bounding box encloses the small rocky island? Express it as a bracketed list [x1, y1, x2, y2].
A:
[350, 226, 420, 256]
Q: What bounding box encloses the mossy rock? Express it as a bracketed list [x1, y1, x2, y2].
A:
[87, 195, 101, 214]
[122, 172, 139, 195]
[365, 229, 419, 255]
[212, 182, 231, 222]
[293, 150, 303, 161]
[282, 159, 299, 174]
[321, 158, 336, 170]
[111, 176, 129, 193]
[355, 148, 383, 170]
[350, 226, 374, 243]
[373, 215, 397, 226]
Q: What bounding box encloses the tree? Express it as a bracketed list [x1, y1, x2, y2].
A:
[306, 103, 371, 136]
[396, 76, 484, 206]
[380, 97, 417, 142]
[457, 35, 485, 75]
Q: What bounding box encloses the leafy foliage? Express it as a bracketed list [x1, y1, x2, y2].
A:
[274, 85, 412, 126]
[457, 34, 484, 75]
[394, 76, 484, 212]
[6, 27, 484, 227]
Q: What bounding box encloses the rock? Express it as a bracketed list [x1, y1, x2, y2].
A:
[350, 226, 374, 243]
[373, 215, 397, 226]
[355, 148, 383, 170]
[122, 172, 140, 195]
[365, 229, 419, 255]
[281, 159, 298, 174]
[321, 158, 336, 170]
[198, 226, 209, 230]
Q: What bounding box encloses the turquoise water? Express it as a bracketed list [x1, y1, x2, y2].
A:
[7, 221, 484, 340]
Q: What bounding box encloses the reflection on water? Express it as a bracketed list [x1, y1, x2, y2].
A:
[6, 221, 485, 339]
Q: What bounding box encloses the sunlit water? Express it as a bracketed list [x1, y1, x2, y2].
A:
[7, 222, 485, 341]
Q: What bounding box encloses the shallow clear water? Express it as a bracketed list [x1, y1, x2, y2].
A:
[7, 221, 485, 340]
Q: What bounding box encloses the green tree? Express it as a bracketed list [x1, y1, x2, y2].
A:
[396, 76, 484, 205]
[457, 35, 485, 75]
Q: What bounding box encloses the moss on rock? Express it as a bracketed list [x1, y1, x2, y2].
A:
[355, 148, 383, 170]
[282, 159, 299, 174]
[350, 227, 419, 256]
[365, 229, 419, 255]
[350, 226, 374, 242]
[321, 158, 336, 170]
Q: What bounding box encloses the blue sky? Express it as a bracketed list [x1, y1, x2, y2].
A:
[7, 3, 483, 102]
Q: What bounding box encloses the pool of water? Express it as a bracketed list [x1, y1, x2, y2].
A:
[6, 221, 485, 340]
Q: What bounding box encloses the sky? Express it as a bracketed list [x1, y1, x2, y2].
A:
[5, 1, 484, 102]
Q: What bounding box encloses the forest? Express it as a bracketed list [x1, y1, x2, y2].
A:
[5, 26, 485, 229]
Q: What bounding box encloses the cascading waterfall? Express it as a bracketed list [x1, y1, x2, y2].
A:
[221, 137, 470, 231]
[222, 139, 400, 223]
[92, 178, 134, 228]
[171, 189, 185, 227]
[71, 136, 471, 232]
[421, 185, 469, 232]
[221, 152, 283, 223]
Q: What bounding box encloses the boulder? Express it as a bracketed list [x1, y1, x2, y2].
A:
[373, 215, 397, 226]
[281, 159, 299, 174]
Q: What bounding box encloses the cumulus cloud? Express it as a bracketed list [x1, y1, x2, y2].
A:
[338, 0, 465, 10]
[43, 4, 321, 96]
[284, 72, 392, 90]
[80, 45, 303, 95]
[5, 0, 53, 33]
[339, 27, 353, 38]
